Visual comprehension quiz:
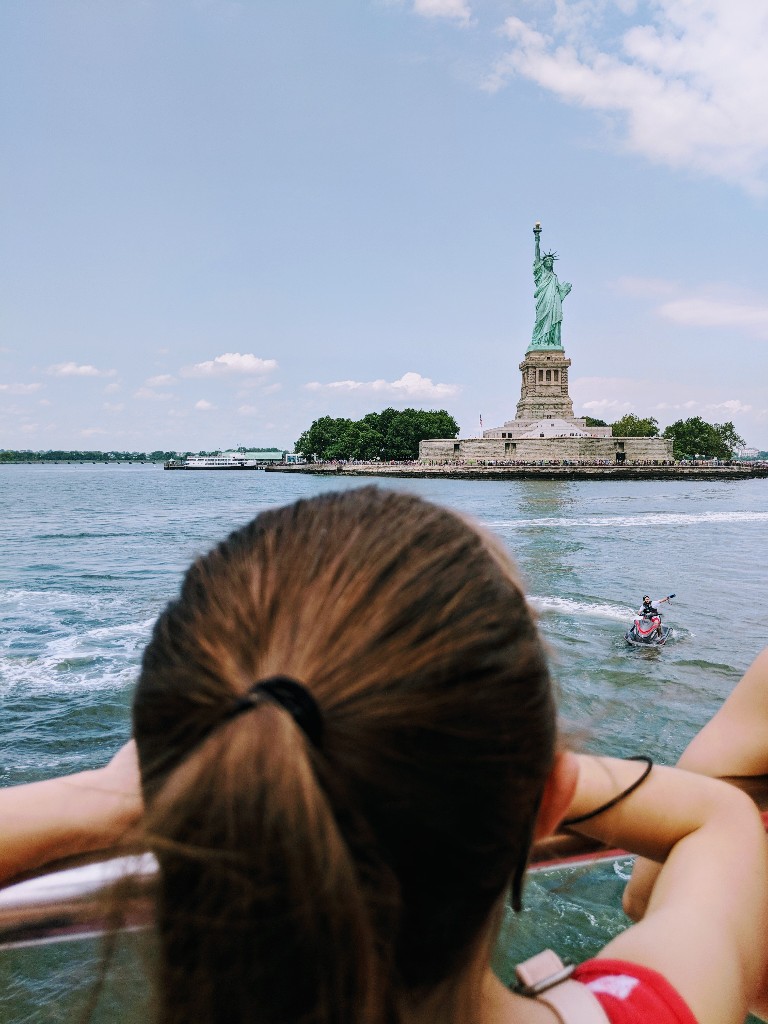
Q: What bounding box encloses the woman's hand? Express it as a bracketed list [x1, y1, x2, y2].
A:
[0, 739, 143, 886]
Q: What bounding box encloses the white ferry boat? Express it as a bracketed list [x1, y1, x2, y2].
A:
[164, 450, 285, 470]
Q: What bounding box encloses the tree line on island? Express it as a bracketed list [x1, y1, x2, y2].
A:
[585, 415, 747, 461]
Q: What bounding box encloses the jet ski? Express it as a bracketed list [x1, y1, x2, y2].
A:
[625, 594, 675, 646]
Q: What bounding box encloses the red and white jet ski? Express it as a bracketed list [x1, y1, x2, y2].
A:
[625, 594, 675, 646]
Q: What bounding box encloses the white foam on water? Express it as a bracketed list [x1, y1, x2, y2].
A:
[531, 596, 633, 622]
[0, 654, 140, 697]
[494, 510, 768, 531]
[0, 611, 155, 697]
[0, 586, 129, 621]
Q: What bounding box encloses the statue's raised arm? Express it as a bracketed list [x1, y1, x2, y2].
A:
[529, 223, 571, 351]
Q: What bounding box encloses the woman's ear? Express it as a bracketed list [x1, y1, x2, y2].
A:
[534, 751, 579, 839]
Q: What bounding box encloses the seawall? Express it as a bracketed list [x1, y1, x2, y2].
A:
[265, 464, 768, 482]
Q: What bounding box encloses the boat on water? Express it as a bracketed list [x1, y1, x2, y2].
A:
[164, 450, 287, 470]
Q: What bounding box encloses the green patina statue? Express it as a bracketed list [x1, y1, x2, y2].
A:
[528, 222, 571, 351]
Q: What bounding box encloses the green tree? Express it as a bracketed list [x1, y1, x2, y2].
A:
[295, 416, 355, 460]
[380, 408, 459, 460]
[294, 408, 458, 461]
[611, 414, 660, 437]
[584, 416, 608, 427]
[662, 418, 745, 460]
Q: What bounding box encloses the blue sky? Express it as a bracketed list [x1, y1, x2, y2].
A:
[2, 0, 767, 452]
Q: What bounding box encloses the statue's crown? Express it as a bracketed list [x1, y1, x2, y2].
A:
[543, 250, 559, 261]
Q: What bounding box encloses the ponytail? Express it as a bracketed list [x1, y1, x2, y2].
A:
[145, 704, 399, 1024]
[134, 488, 555, 1024]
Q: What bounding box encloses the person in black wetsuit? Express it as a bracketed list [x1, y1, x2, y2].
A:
[638, 594, 672, 640]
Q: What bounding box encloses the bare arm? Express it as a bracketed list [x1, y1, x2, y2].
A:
[566, 754, 768, 1024]
[677, 647, 768, 776]
[0, 740, 142, 885]
[624, 648, 768, 1017]
[627, 647, 768, 915]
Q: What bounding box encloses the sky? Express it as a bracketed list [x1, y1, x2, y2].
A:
[2, 0, 768, 453]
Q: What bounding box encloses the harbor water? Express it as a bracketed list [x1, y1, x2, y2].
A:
[2, 464, 767, 1021]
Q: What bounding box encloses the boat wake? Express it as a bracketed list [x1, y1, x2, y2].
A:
[530, 596, 633, 622]
[497, 510, 768, 531]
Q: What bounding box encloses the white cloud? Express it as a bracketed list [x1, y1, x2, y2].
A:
[238, 404, 259, 416]
[134, 387, 174, 401]
[0, 382, 41, 394]
[48, 362, 117, 378]
[580, 397, 634, 416]
[573, 378, 763, 440]
[704, 399, 753, 415]
[182, 352, 278, 377]
[194, 399, 216, 410]
[413, 0, 471, 25]
[145, 374, 176, 386]
[485, 2, 768, 193]
[617, 277, 768, 339]
[104, 402, 126, 412]
[81, 427, 107, 437]
[304, 370, 459, 400]
[658, 297, 768, 337]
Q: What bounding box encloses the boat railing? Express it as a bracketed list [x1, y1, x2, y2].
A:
[2, 775, 767, 951]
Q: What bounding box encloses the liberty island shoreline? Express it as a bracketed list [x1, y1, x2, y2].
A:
[267, 462, 768, 481]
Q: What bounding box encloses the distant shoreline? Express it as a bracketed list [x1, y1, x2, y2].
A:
[266, 463, 768, 482]
[3, 461, 767, 480]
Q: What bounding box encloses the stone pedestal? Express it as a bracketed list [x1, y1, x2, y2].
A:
[515, 349, 573, 420]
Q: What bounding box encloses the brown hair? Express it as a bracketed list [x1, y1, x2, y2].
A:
[133, 486, 556, 1024]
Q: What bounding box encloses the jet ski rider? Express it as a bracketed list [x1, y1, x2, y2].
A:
[639, 594, 672, 640]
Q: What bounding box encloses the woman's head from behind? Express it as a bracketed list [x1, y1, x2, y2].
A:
[133, 486, 556, 1024]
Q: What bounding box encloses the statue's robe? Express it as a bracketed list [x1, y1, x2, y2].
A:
[531, 258, 572, 348]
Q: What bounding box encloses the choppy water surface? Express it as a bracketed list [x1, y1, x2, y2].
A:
[2, 465, 767, 1021]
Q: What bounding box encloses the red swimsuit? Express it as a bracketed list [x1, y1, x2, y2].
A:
[572, 959, 697, 1024]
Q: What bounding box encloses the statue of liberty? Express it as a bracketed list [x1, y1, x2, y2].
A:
[529, 223, 571, 350]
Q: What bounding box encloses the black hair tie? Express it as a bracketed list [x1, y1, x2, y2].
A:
[228, 675, 324, 750]
[562, 756, 653, 827]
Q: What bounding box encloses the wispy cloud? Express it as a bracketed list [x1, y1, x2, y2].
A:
[413, 0, 472, 25]
[617, 277, 768, 339]
[194, 399, 216, 410]
[617, 276, 678, 298]
[573, 377, 763, 438]
[134, 387, 174, 401]
[305, 370, 459, 400]
[182, 352, 278, 377]
[484, 2, 768, 193]
[48, 362, 117, 378]
[703, 399, 753, 415]
[0, 382, 42, 394]
[145, 374, 176, 386]
[659, 297, 768, 336]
